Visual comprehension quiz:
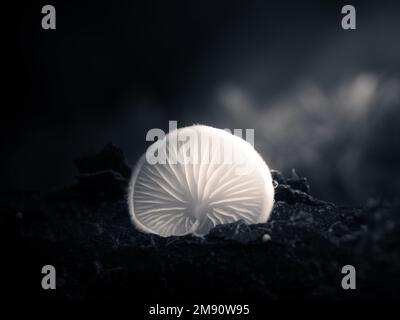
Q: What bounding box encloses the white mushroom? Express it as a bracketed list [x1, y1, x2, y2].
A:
[128, 125, 274, 237]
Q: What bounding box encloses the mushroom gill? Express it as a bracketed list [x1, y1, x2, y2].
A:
[128, 125, 274, 237]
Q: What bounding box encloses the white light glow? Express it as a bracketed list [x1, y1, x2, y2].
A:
[128, 125, 274, 237]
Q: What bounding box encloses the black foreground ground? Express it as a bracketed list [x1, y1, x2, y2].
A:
[2, 144, 400, 300]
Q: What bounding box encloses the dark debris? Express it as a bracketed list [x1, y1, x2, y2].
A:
[2, 145, 400, 300]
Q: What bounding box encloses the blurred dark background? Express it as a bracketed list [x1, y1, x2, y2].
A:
[6, 0, 400, 204]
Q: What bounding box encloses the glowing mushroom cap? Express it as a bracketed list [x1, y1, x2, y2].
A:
[128, 125, 274, 237]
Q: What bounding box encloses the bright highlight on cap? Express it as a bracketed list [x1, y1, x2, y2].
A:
[128, 125, 274, 237]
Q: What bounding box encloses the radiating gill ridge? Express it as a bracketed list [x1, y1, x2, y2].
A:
[128, 125, 274, 237]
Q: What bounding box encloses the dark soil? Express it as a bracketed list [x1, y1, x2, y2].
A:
[2, 144, 399, 300]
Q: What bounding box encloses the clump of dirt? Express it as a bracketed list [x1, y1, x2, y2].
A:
[2, 144, 399, 300]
